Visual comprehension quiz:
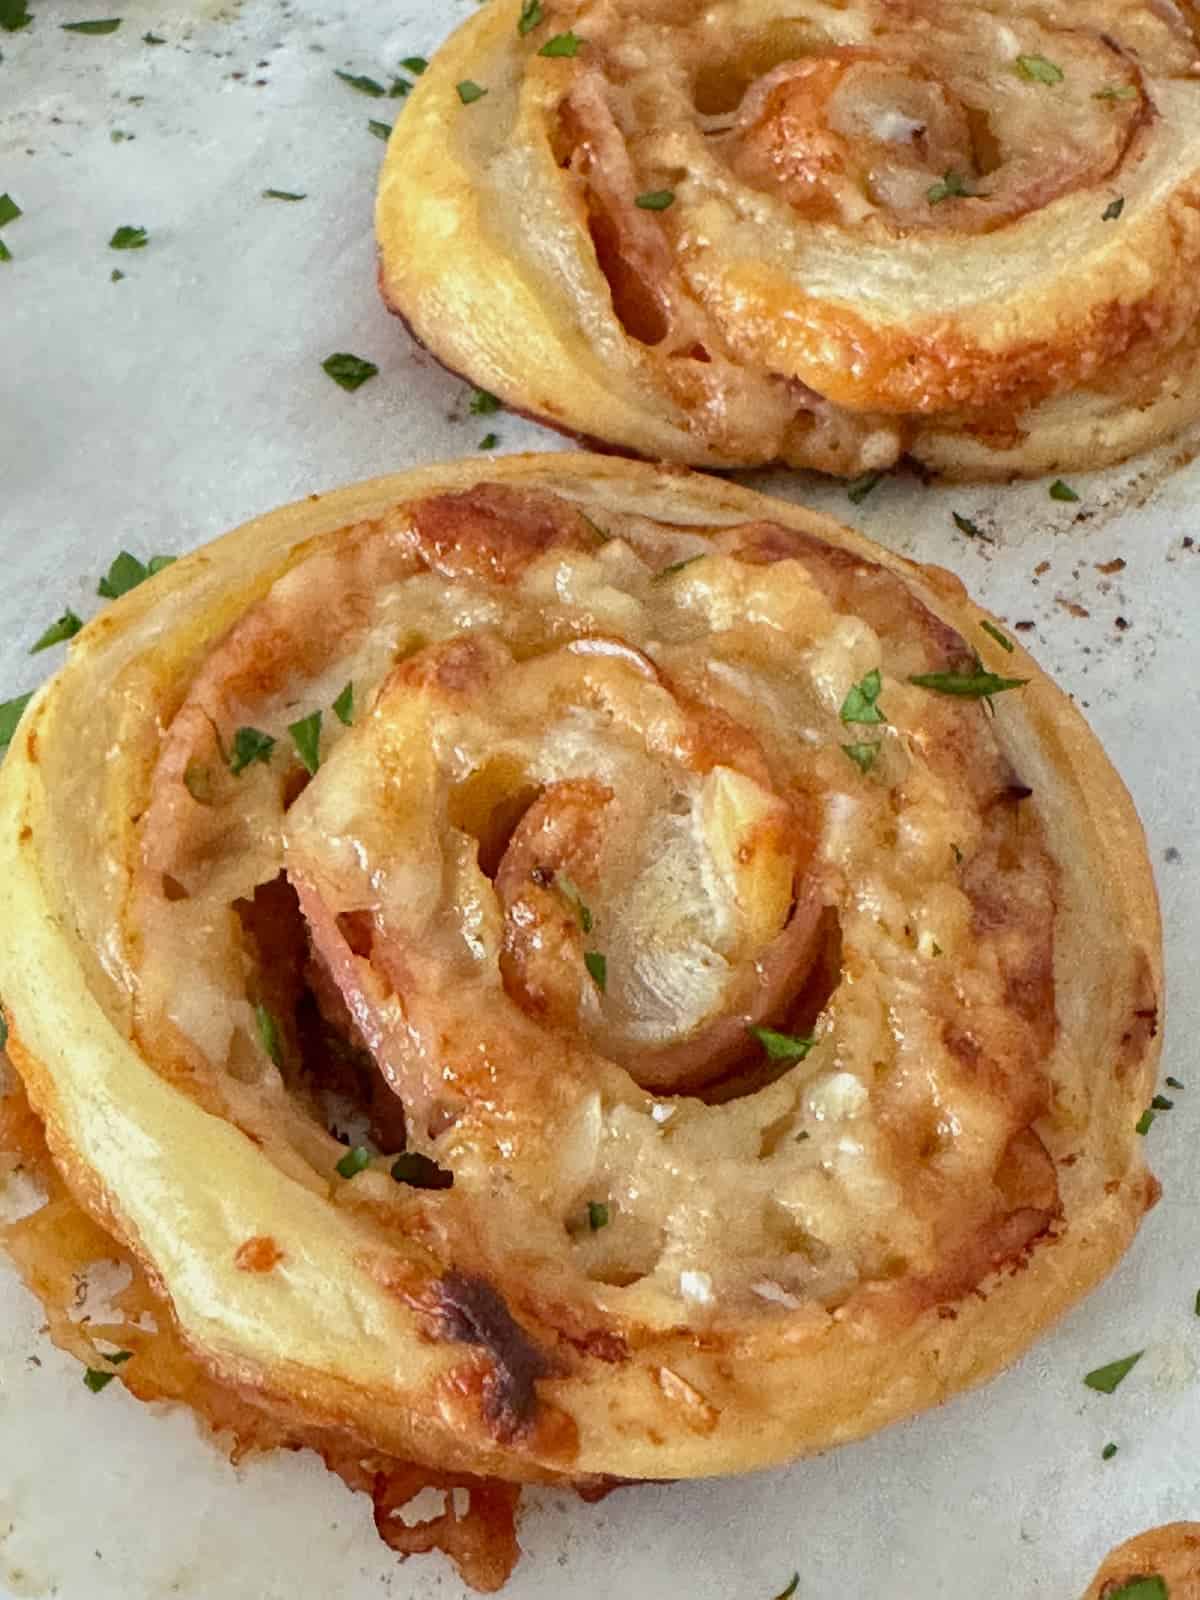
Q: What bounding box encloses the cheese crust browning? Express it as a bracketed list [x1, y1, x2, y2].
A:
[0, 457, 1161, 1517]
[378, 0, 1200, 478]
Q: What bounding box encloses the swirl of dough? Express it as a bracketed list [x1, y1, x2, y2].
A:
[0, 457, 1161, 1513]
[378, 0, 1200, 478]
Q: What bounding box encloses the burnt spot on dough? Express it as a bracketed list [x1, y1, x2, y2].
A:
[432, 1272, 555, 1442]
[1116, 947, 1160, 1076]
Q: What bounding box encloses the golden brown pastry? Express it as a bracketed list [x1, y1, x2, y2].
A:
[377, 0, 1200, 479]
[1082, 1524, 1200, 1599]
[0, 455, 1162, 1588]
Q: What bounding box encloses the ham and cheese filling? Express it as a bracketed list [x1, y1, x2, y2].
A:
[130, 483, 1059, 1330]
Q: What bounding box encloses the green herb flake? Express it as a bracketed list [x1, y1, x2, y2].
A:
[1194, 1286, 1200, 1317]
[654, 554, 704, 581]
[182, 761, 213, 803]
[842, 742, 879, 774]
[322, 352, 378, 391]
[0, 193, 21, 228]
[109, 224, 148, 250]
[84, 1367, 117, 1392]
[927, 170, 974, 204]
[367, 119, 393, 141]
[635, 189, 675, 211]
[1103, 196, 1125, 221]
[63, 17, 122, 32]
[263, 188, 306, 201]
[587, 1200, 610, 1230]
[335, 1144, 372, 1179]
[1016, 53, 1063, 84]
[335, 68, 385, 96]
[106, 1349, 134, 1365]
[1166, 1076, 1184, 1090]
[479, 431, 499, 450]
[1049, 478, 1080, 502]
[749, 1026, 816, 1063]
[30, 610, 83, 654]
[980, 619, 1014, 653]
[143, 30, 165, 43]
[846, 470, 883, 505]
[0, 0, 32, 32]
[1083, 1350, 1143, 1393]
[0, 1007, 7, 1050]
[840, 667, 886, 725]
[229, 726, 276, 775]
[908, 668, 1028, 699]
[110, 268, 124, 280]
[539, 30, 581, 56]
[556, 874, 593, 933]
[147, 555, 175, 575]
[401, 55, 428, 75]
[1135, 1108, 1155, 1135]
[97, 550, 148, 596]
[288, 710, 322, 775]
[1095, 84, 1139, 102]
[469, 387, 501, 414]
[584, 950, 607, 991]
[457, 79, 487, 103]
[1101, 1442, 1118, 1460]
[1106, 1579, 1167, 1600]
[953, 511, 990, 541]
[254, 1004, 282, 1065]
[0, 692, 34, 751]
[332, 681, 354, 726]
[389, 77, 410, 97]
[391, 1151, 453, 1189]
[517, 0, 542, 34]
[0, 240, 12, 264]
[773, 1578, 800, 1600]
[1150, 1094, 1174, 1111]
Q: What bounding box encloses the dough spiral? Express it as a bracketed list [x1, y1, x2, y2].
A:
[378, 0, 1200, 478]
[0, 457, 1161, 1541]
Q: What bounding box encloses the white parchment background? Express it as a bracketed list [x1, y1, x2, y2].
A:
[1, 2, 1198, 1595]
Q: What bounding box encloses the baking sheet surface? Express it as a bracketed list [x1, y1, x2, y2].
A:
[1, 3, 1198, 1595]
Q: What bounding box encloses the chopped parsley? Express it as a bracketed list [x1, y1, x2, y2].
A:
[83, 1367, 117, 1392]
[654, 555, 704, 580]
[773, 1578, 800, 1600]
[96, 550, 174, 597]
[0, 241, 11, 264]
[479, 431, 499, 450]
[255, 1004, 283, 1066]
[539, 30, 581, 56]
[0, 1007, 7, 1049]
[288, 709, 322, 775]
[953, 511, 990, 541]
[927, 170, 975, 204]
[107, 1349, 133, 1365]
[229, 726, 276, 775]
[335, 68, 385, 96]
[263, 188, 306, 201]
[587, 1200, 610, 1230]
[401, 55, 428, 75]
[842, 742, 879, 774]
[110, 268, 124, 281]
[840, 667, 886, 725]
[469, 387, 501, 414]
[1049, 478, 1080, 502]
[1106, 1580, 1167, 1600]
[980, 619, 1014, 653]
[1102, 197, 1125, 221]
[1083, 1350, 1143, 1394]
[749, 1025, 815, 1062]
[908, 667, 1027, 699]
[109, 224, 148, 250]
[62, 17, 122, 31]
[322, 352, 378, 391]
[388, 77, 410, 97]
[1150, 1094, 1174, 1111]
[517, 0, 542, 34]
[1015, 53, 1063, 84]
[1101, 1441, 1118, 1460]
[1195, 1287, 1200, 1317]
[1095, 84, 1139, 101]
[0, 193, 21, 228]
[584, 950, 607, 991]
[846, 470, 883, 505]
[1166, 1076, 1184, 1090]
[457, 79, 487, 104]
[367, 119, 392, 141]
[0, 0, 32, 31]
[635, 189, 675, 211]
[391, 1151, 453, 1189]
[1135, 1108, 1155, 1135]
[30, 610, 82, 653]
[142, 30, 165, 43]
[556, 874, 593, 933]
[0, 692, 34, 751]
[335, 1145, 372, 1179]
[332, 681, 354, 726]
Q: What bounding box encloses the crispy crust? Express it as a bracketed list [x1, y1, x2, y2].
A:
[1082, 1523, 1200, 1598]
[0, 453, 1161, 1484]
[377, 0, 1200, 478]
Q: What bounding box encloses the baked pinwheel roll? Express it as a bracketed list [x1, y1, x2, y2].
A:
[377, 0, 1200, 478]
[0, 457, 1162, 1565]
[1083, 1524, 1200, 1598]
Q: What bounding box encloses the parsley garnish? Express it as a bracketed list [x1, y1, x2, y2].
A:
[30, 610, 82, 653]
[1106, 1580, 1166, 1600]
[980, 620, 1014, 653]
[1049, 478, 1079, 502]
[517, 0, 542, 34]
[0, 1007, 7, 1049]
[1095, 84, 1138, 102]
[952, 511, 990, 541]
[457, 79, 487, 103]
[840, 667, 886, 724]
[1101, 1441, 1118, 1460]
[0, 241, 12, 264]
[1016, 54, 1063, 84]
[391, 1151, 453, 1189]
[109, 224, 147, 250]
[322, 352, 378, 391]
[1135, 1107, 1155, 1135]
[401, 55, 427, 75]
[0, 0, 32, 31]
[332, 681, 354, 726]
[107, 1349, 133, 1365]
[389, 77, 410, 97]
[635, 189, 675, 210]
[0, 692, 34, 751]
[367, 119, 392, 141]
[469, 387, 501, 414]
[479, 431, 498, 450]
[749, 1025, 815, 1062]
[773, 1578, 800, 1600]
[63, 17, 122, 31]
[263, 188, 306, 201]
[288, 710, 321, 775]
[255, 1003, 283, 1066]
[1166, 1076, 1184, 1090]
[846, 470, 883, 504]
[1102, 197, 1125, 221]
[83, 1367, 117, 1392]
[335, 68, 385, 96]
[654, 555, 704, 580]
[557, 874, 593, 933]
[335, 1145, 372, 1179]
[229, 726, 275, 775]
[97, 550, 173, 597]
[143, 30, 165, 43]
[110, 268, 124, 280]
[908, 667, 1027, 699]
[587, 1201, 609, 1230]
[539, 30, 581, 56]
[584, 950, 607, 991]
[927, 171, 975, 204]
[1083, 1350, 1143, 1393]
[1151, 1093, 1173, 1110]
[1194, 1287, 1200, 1317]
[0, 193, 21, 228]
[842, 742, 878, 774]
